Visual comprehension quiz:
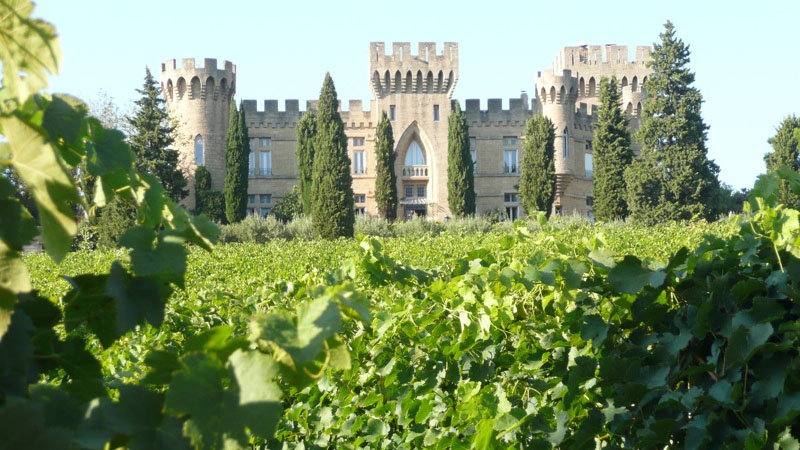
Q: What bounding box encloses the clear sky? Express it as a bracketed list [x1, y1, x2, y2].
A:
[37, 0, 800, 190]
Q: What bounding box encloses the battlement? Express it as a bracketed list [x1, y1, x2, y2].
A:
[369, 42, 459, 99]
[160, 57, 236, 103]
[238, 99, 374, 128]
[459, 96, 534, 126]
[535, 69, 579, 105]
[551, 44, 651, 71]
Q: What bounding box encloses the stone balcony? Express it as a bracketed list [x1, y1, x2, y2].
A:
[402, 165, 428, 178]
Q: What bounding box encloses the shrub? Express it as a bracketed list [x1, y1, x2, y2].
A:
[354, 215, 394, 238]
[218, 214, 287, 243]
[285, 215, 316, 241]
[394, 216, 445, 237]
[443, 215, 494, 235]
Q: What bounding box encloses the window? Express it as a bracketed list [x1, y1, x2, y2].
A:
[355, 207, 366, 215]
[503, 149, 518, 174]
[390, 105, 396, 121]
[260, 194, 271, 204]
[248, 152, 255, 175]
[505, 206, 519, 221]
[504, 193, 518, 203]
[405, 186, 413, 198]
[260, 137, 271, 148]
[563, 128, 569, 159]
[404, 141, 425, 166]
[247, 194, 256, 204]
[585, 153, 593, 178]
[354, 194, 366, 204]
[471, 150, 477, 173]
[353, 151, 365, 174]
[194, 135, 204, 165]
[353, 137, 365, 147]
[586, 196, 594, 207]
[259, 152, 272, 175]
[417, 185, 426, 197]
[259, 207, 270, 217]
[555, 205, 563, 215]
[469, 137, 477, 149]
[585, 141, 593, 151]
[502, 137, 517, 147]
[247, 208, 255, 217]
[433, 104, 439, 121]
[249, 138, 255, 150]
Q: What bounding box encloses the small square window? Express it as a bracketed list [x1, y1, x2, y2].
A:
[405, 186, 413, 198]
[261, 138, 272, 148]
[502, 137, 517, 147]
[390, 105, 396, 121]
[433, 105, 439, 121]
[417, 185, 426, 197]
[354, 194, 366, 204]
[247, 194, 256, 204]
[586, 196, 594, 207]
[504, 193, 518, 203]
[505, 206, 519, 221]
[260, 194, 271, 204]
[353, 137, 365, 147]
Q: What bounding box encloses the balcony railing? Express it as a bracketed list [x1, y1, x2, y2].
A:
[402, 165, 428, 177]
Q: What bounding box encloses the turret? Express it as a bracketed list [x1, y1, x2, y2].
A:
[535, 69, 578, 174]
[369, 42, 459, 99]
[160, 58, 236, 209]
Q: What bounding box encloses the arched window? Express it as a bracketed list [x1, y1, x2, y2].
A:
[394, 71, 402, 93]
[405, 71, 413, 93]
[405, 140, 425, 166]
[416, 71, 423, 93]
[559, 86, 566, 102]
[194, 135, 204, 165]
[563, 128, 569, 159]
[166, 79, 174, 101]
[636, 102, 642, 117]
[588, 77, 596, 96]
[549, 87, 556, 103]
[205, 76, 215, 99]
[190, 76, 201, 100]
[632, 76, 639, 92]
[436, 71, 444, 93]
[177, 77, 186, 99]
[579, 77, 585, 96]
[626, 102, 633, 116]
[384, 70, 391, 92]
[426, 71, 434, 93]
[621, 76, 628, 89]
[373, 71, 382, 94]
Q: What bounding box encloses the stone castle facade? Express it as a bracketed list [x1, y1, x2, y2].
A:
[160, 42, 651, 220]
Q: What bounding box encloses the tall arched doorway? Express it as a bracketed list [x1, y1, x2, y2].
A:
[401, 139, 428, 220]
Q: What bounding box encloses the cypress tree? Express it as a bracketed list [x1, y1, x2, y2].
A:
[296, 110, 316, 214]
[764, 115, 800, 207]
[311, 73, 354, 238]
[628, 21, 719, 223]
[224, 99, 249, 222]
[127, 68, 187, 201]
[519, 115, 556, 217]
[374, 111, 398, 221]
[592, 76, 633, 221]
[447, 103, 475, 217]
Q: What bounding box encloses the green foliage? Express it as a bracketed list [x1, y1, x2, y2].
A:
[218, 214, 287, 243]
[127, 68, 187, 201]
[271, 185, 302, 223]
[764, 115, 800, 207]
[629, 21, 720, 223]
[592, 76, 632, 221]
[0, 4, 359, 449]
[193, 166, 226, 224]
[374, 111, 398, 220]
[312, 73, 354, 239]
[447, 102, 475, 217]
[519, 114, 556, 217]
[224, 100, 249, 223]
[296, 110, 316, 214]
[94, 196, 136, 249]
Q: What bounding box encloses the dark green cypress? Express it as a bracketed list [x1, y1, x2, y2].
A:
[224, 99, 249, 222]
[519, 115, 556, 217]
[374, 111, 397, 221]
[764, 115, 800, 207]
[592, 76, 633, 221]
[628, 21, 719, 223]
[311, 73, 354, 238]
[447, 103, 475, 217]
[127, 68, 187, 201]
[296, 110, 316, 214]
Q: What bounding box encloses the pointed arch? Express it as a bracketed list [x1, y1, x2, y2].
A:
[621, 76, 628, 89]
[372, 71, 382, 94]
[579, 77, 585, 96]
[404, 140, 426, 166]
[205, 76, 215, 99]
[446, 71, 455, 92]
[190, 76, 201, 100]
[626, 102, 633, 115]
[559, 85, 566, 103]
[177, 77, 186, 99]
[636, 102, 642, 117]
[588, 77, 596, 96]
[436, 70, 444, 93]
[220, 77, 228, 95]
[416, 70, 423, 93]
[405, 70, 413, 93]
[394, 121, 436, 178]
[394, 70, 402, 93]
[632, 76, 638, 92]
[642, 76, 647, 90]
[549, 86, 556, 103]
[540, 87, 547, 102]
[426, 71, 434, 93]
[384, 70, 391, 92]
[166, 79, 174, 101]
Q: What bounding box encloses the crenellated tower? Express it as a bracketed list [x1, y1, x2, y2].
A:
[160, 58, 236, 209]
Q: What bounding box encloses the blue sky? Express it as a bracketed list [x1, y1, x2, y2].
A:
[38, 0, 799, 190]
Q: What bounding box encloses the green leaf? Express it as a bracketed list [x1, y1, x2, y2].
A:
[777, 428, 800, 450]
[0, 397, 72, 450]
[228, 349, 283, 439]
[608, 255, 666, 293]
[547, 410, 569, 445]
[474, 418, 495, 450]
[727, 323, 773, 365]
[0, 243, 29, 338]
[0, 0, 60, 103]
[0, 176, 36, 251]
[119, 227, 187, 287]
[1, 113, 78, 262]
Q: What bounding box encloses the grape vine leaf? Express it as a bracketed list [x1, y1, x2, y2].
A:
[608, 255, 666, 294]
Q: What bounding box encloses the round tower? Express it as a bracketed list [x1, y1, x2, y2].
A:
[160, 58, 236, 209]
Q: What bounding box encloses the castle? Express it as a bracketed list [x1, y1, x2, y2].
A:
[160, 42, 651, 221]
